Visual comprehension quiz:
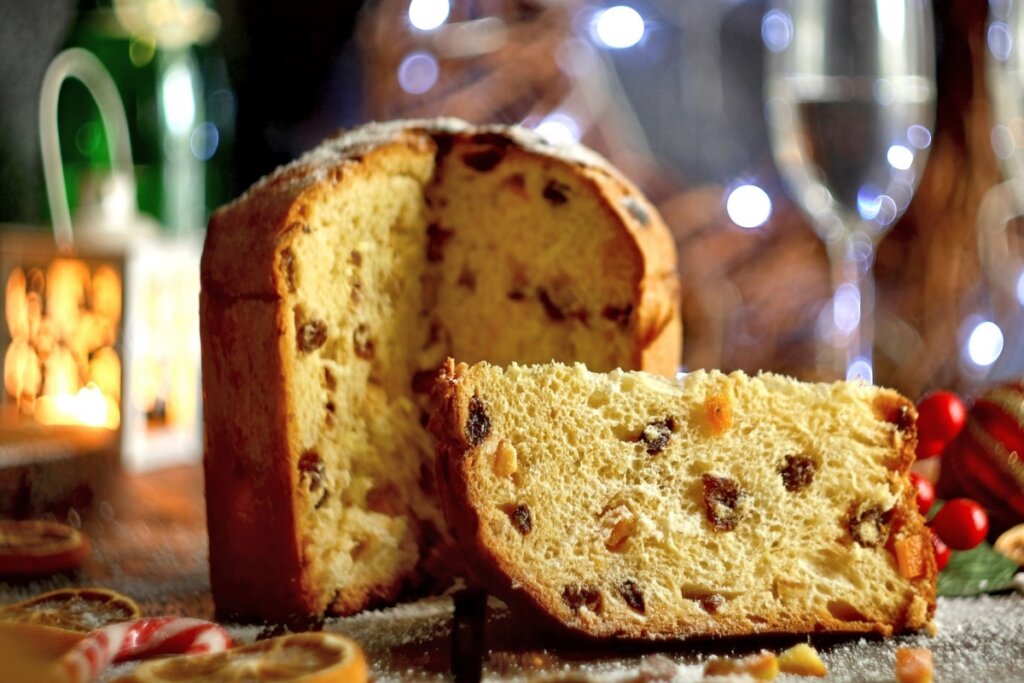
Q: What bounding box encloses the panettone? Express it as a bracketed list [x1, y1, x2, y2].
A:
[199, 119, 680, 621]
[430, 360, 936, 639]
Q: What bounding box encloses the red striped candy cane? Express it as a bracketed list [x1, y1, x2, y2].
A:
[58, 617, 232, 683]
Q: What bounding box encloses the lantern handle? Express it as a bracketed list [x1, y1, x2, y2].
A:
[39, 47, 137, 252]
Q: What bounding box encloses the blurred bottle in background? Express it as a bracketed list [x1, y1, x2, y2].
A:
[56, 0, 233, 233]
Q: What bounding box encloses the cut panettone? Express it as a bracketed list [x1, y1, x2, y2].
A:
[200, 119, 680, 622]
[431, 360, 936, 639]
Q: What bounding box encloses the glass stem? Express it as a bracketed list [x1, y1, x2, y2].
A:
[827, 231, 876, 382]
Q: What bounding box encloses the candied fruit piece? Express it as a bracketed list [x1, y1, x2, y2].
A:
[778, 643, 827, 677]
[894, 533, 930, 579]
[493, 440, 518, 478]
[895, 647, 933, 683]
[704, 651, 779, 681]
[705, 394, 732, 435]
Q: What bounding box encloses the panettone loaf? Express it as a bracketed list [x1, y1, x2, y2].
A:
[200, 119, 680, 622]
[431, 360, 936, 639]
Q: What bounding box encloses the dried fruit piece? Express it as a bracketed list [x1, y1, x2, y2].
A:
[618, 579, 646, 614]
[705, 394, 732, 435]
[779, 454, 817, 492]
[542, 180, 570, 205]
[684, 592, 725, 614]
[537, 288, 565, 321]
[601, 304, 633, 328]
[702, 474, 744, 531]
[296, 315, 327, 353]
[278, 247, 296, 292]
[507, 504, 532, 535]
[0, 520, 90, 577]
[994, 523, 1024, 565]
[466, 395, 491, 445]
[894, 533, 930, 579]
[0, 587, 140, 632]
[847, 503, 889, 548]
[704, 651, 779, 681]
[426, 223, 454, 262]
[352, 324, 374, 360]
[637, 417, 674, 455]
[561, 584, 603, 615]
[462, 147, 506, 172]
[114, 631, 367, 683]
[895, 647, 933, 683]
[777, 643, 827, 677]
[493, 440, 518, 478]
[875, 394, 916, 433]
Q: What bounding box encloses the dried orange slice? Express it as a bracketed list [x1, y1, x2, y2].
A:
[0, 587, 141, 633]
[994, 523, 1024, 565]
[115, 632, 368, 683]
[0, 519, 90, 576]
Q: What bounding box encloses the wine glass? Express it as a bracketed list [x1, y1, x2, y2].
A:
[764, 0, 936, 382]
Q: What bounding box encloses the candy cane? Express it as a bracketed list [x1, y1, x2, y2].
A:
[57, 617, 233, 683]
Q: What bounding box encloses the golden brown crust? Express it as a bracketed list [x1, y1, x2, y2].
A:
[201, 119, 682, 622]
[430, 362, 936, 640]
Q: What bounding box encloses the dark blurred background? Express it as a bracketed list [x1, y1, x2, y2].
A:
[0, 0, 1018, 397]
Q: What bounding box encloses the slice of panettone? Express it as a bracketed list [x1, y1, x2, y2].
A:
[431, 359, 936, 639]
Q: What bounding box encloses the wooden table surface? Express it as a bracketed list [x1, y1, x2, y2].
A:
[2, 464, 1023, 682]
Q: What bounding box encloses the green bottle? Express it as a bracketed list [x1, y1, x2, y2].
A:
[55, 0, 228, 233]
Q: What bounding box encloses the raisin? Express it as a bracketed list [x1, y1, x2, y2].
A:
[779, 454, 817, 492]
[848, 503, 890, 548]
[874, 395, 915, 433]
[324, 368, 337, 391]
[298, 450, 328, 508]
[432, 132, 455, 162]
[542, 180, 570, 205]
[538, 288, 565, 321]
[562, 584, 603, 614]
[296, 315, 327, 353]
[411, 369, 436, 394]
[465, 395, 491, 445]
[508, 504, 532, 535]
[426, 223, 454, 262]
[702, 474, 744, 531]
[601, 304, 633, 328]
[618, 579, 646, 614]
[621, 196, 650, 226]
[279, 248, 297, 292]
[457, 267, 477, 290]
[353, 323, 374, 359]
[507, 290, 526, 301]
[639, 417, 675, 455]
[684, 592, 725, 614]
[462, 148, 506, 172]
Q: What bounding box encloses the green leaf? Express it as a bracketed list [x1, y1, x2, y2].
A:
[937, 541, 1020, 597]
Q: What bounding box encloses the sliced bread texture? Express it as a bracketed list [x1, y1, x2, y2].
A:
[200, 119, 680, 622]
[431, 360, 936, 639]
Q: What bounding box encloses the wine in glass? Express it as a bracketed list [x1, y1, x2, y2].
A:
[764, 0, 936, 382]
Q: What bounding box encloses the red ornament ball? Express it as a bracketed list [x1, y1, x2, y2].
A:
[915, 390, 966, 459]
[931, 498, 989, 551]
[929, 527, 951, 571]
[910, 472, 935, 517]
[937, 381, 1024, 535]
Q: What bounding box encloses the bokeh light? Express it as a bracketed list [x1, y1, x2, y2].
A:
[761, 9, 793, 53]
[966, 320, 1004, 367]
[592, 5, 645, 50]
[408, 0, 449, 31]
[725, 184, 772, 229]
[397, 51, 439, 94]
[534, 113, 580, 145]
[886, 145, 914, 170]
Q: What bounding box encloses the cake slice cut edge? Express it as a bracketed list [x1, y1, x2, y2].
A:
[430, 359, 937, 640]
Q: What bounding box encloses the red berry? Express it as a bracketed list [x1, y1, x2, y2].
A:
[915, 391, 966, 456]
[930, 527, 950, 571]
[931, 498, 989, 550]
[910, 472, 935, 517]
[916, 438, 948, 460]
